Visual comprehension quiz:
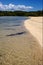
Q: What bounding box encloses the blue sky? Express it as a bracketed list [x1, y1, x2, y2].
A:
[0, 0, 42, 11]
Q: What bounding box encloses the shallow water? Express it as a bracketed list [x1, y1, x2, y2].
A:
[0, 16, 42, 65]
[0, 16, 28, 37]
[0, 16, 27, 27]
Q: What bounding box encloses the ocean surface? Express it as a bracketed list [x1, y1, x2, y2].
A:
[0, 16, 28, 37]
[0, 16, 28, 28]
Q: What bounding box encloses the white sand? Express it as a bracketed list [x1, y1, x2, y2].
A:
[0, 17, 42, 65]
[24, 17, 43, 47]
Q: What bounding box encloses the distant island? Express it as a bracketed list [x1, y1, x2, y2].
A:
[0, 10, 43, 16]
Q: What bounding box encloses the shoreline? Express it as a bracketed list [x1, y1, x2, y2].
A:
[24, 17, 43, 47]
[0, 16, 42, 65]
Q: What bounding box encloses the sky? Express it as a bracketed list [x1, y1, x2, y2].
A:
[0, 0, 42, 11]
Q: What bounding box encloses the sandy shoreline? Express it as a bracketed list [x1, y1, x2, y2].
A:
[24, 17, 43, 47]
[0, 17, 42, 65]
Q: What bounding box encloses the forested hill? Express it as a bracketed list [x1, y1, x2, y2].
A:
[0, 10, 43, 16]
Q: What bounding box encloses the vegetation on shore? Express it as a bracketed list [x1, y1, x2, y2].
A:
[0, 10, 43, 16]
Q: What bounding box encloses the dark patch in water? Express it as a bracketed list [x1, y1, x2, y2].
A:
[6, 31, 26, 36]
[12, 24, 20, 26]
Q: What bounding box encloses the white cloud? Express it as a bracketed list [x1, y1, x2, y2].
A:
[0, 2, 33, 11]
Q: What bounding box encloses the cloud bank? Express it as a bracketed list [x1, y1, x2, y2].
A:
[0, 2, 33, 11]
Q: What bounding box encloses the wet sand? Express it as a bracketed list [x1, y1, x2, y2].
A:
[0, 17, 42, 65]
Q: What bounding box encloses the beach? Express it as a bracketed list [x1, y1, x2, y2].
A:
[0, 16, 42, 65]
[24, 17, 43, 47]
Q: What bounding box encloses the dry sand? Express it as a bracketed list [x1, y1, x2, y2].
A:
[0, 17, 42, 65]
[24, 17, 43, 47]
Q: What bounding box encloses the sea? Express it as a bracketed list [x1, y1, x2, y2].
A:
[0, 16, 28, 37]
